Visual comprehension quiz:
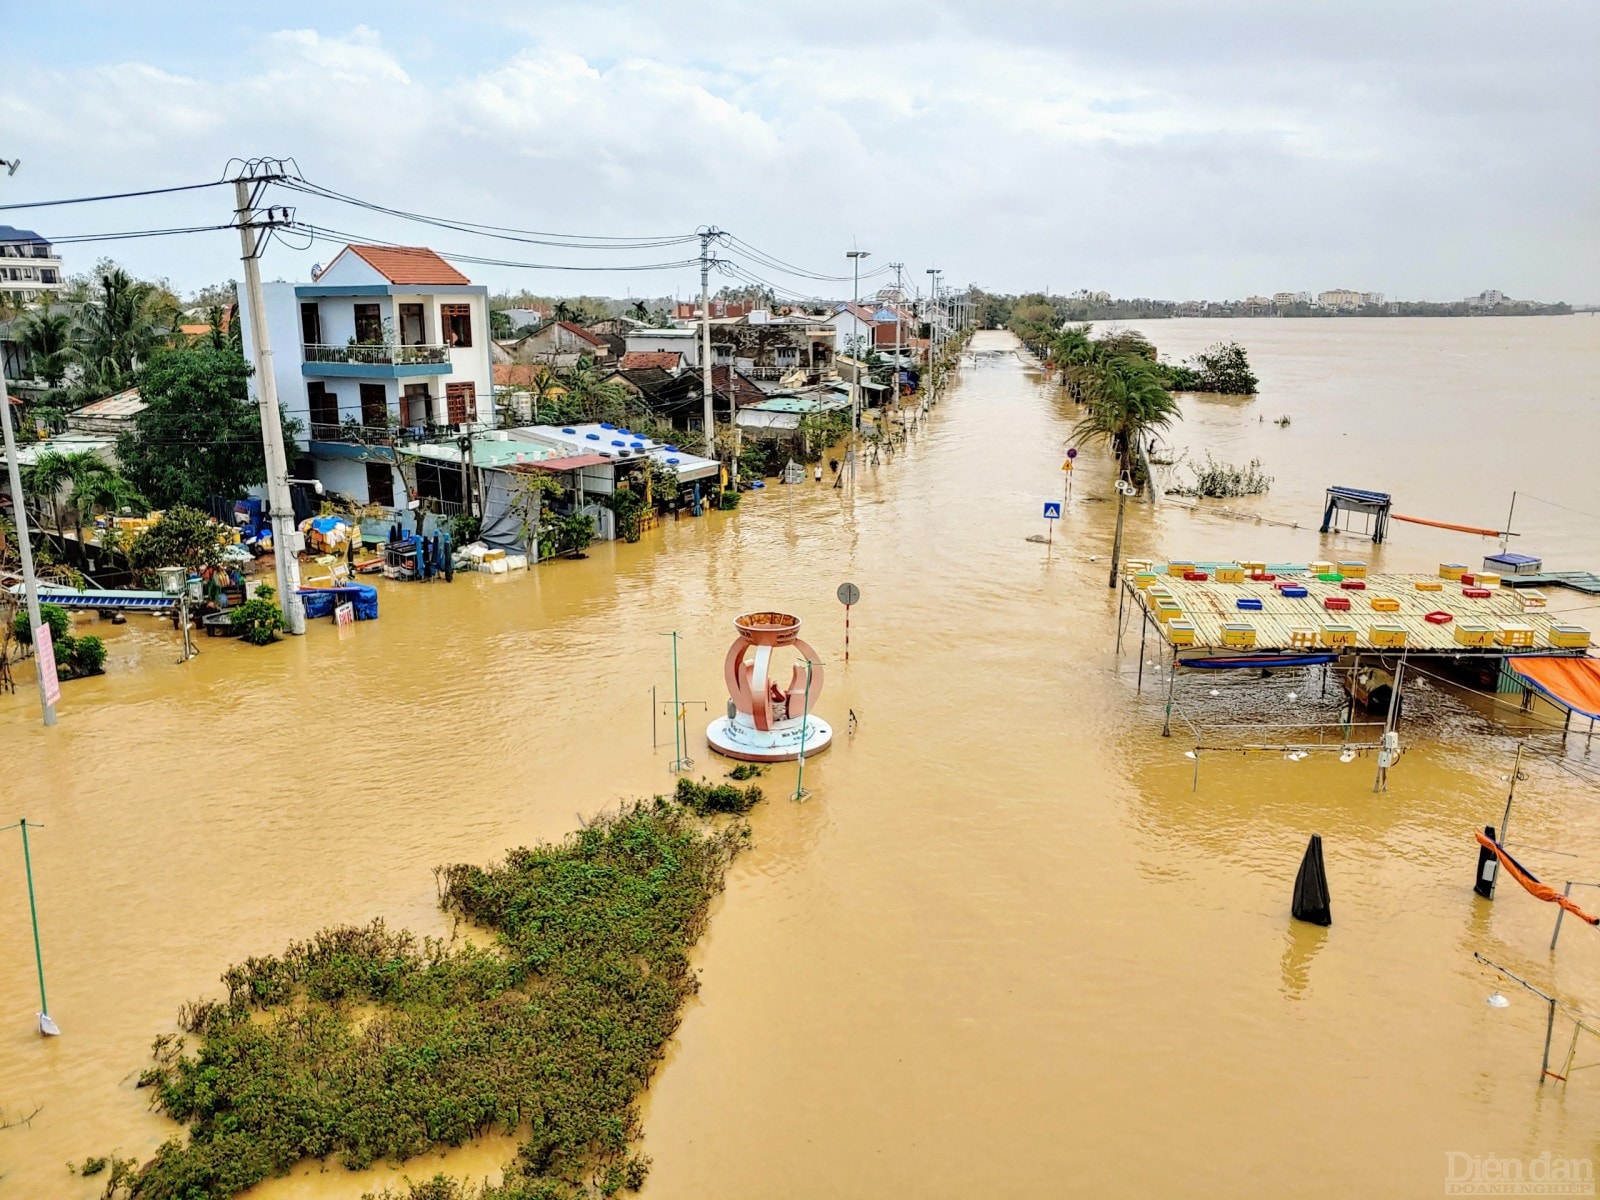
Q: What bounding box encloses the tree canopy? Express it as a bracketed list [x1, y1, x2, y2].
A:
[119, 344, 269, 508]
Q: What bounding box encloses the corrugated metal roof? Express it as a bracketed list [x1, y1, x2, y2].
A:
[1139, 572, 1584, 654]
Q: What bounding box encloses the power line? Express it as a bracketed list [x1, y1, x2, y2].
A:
[719, 232, 894, 283]
[0, 180, 229, 212]
[42, 224, 237, 245]
[276, 179, 700, 251]
[291, 222, 702, 273]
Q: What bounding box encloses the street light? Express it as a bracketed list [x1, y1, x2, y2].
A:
[846, 250, 870, 484]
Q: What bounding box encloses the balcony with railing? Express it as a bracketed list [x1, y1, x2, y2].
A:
[301, 342, 453, 379]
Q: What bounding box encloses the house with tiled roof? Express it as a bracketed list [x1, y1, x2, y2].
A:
[617, 350, 686, 373]
[512, 319, 612, 368]
[235, 243, 494, 515]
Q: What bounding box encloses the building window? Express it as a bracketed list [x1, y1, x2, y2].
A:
[446, 381, 476, 425]
[40, 269, 57, 284]
[354, 303, 383, 344]
[307, 382, 338, 437]
[398, 303, 426, 346]
[441, 303, 472, 348]
[775, 347, 798, 367]
[300, 303, 322, 347]
[365, 462, 395, 508]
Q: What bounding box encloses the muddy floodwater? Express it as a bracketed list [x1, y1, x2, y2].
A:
[3, 317, 1599, 1198]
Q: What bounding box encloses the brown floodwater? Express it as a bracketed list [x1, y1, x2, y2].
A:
[2, 317, 1598, 1198]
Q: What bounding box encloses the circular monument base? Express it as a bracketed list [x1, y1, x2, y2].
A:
[706, 715, 832, 763]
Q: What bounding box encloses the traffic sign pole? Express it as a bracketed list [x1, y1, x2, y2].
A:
[836, 582, 860, 662]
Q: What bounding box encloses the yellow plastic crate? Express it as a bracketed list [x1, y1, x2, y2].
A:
[1337, 561, 1368, 579]
[1549, 625, 1592, 649]
[1369, 624, 1408, 648]
[1476, 572, 1501, 588]
[1167, 620, 1196, 646]
[1221, 622, 1257, 648]
[1439, 563, 1466, 581]
[1415, 579, 1443, 592]
[1154, 598, 1183, 623]
[1133, 572, 1159, 590]
[1309, 560, 1334, 576]
[1519, 590, 1548, 612]
[1289, 628, 1317, 649]
[1240, 560, 1266, 574]
[1167, 560, 1195, 577]
[1124, 558, 1152, 574]
[1319, 624, 1358, 648]
[1454, 623, 1495, 647]
[1496, 623, 1535, 648]
[1215, 566, 1245, 584]
[1370, 596, 1400, 612]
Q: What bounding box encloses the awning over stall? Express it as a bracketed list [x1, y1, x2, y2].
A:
[1507, 656, 1600, 721]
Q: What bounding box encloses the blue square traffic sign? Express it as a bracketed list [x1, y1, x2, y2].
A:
[1042, 501, 1062, 519]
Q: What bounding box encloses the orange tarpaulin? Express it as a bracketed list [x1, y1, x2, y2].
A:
[1508, 656, 1600, 722]
[1476, 832, 1600, 926]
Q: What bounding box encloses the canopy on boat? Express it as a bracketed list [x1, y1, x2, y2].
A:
[1507, 656, 1600, 721]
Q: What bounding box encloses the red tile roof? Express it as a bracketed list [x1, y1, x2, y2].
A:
[344, 245, 471, 286]
[493, 363, 555, 388]
[559, 320, 606, 348]
[712, 366, 766, 407]
[618, 351, 684, 371]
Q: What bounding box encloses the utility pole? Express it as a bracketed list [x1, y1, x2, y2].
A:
[232, 160, 305, 634]
[890, 262, 905, 402]
[846, 249, 870, 487]
[698, 229, 716, 461]
[0, 160, 55, 726]
[926, 268, 941, 399]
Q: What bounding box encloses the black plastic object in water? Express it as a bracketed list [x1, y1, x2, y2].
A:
[1292, 834, 1332, 926]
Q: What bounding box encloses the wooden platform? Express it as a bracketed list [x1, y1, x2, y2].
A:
[1131, 571, 1584, 655]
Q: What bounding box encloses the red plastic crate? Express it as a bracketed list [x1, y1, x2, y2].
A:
[1462, 587, 1491, 599]
[1340, 580, 1367, 590]
[1251, 572, 1276, 582]
[1323, 596, 1351, 611]
[1425, 611, 1453, 624]
[1183, 571, 1209, 581]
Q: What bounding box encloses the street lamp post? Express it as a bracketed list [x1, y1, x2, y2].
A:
[846, 250, 870, 486]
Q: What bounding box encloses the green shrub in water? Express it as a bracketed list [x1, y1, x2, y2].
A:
[11, 601, 69, 645]
[125, 800, 752, 1199]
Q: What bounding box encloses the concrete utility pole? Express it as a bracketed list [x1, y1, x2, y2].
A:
[233, 161, 306, 634]
[846, 249, 869, 485]
[698, 229, 716, 460]
[0, 317, 55, 727]
[0, 160, 55, 726]
[890, 262, 904, 399]
[926, 267, 941, 396]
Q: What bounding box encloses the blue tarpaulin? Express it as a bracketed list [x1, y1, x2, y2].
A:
[297, 585, 379, 620]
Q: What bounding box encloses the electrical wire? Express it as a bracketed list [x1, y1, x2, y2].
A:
[277, 179, 700, 251]
[719, 232, 895, 283]
[40, 224, 237, 245]
[290, 222, 702, 273]
[0, 180, 230, 212]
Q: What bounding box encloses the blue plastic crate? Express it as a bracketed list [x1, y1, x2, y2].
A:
[1281, 586, 1309, 598]
[1236, 597, 1263, 611]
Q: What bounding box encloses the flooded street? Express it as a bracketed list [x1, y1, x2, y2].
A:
[3, 318, 1599, 1198]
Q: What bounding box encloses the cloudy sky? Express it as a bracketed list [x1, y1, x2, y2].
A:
[4, 1, 1596, 303]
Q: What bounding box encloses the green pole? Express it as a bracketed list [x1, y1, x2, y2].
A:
[670, 631, 682, 771]
[20, 819, 46, 1020]
[793, 658, 813, 800]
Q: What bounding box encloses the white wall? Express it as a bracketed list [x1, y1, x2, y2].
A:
[237, 280, 312, 447]
[624, 329, 701, 365]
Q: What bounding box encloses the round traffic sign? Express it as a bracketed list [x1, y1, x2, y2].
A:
[836, 582, 861, 606]
[1067, 447, 1078, 459]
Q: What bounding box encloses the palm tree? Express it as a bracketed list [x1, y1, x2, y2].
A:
[1071, 355, 1182, 589]
[628, 300, 650, 322]
[551, 300, 575, 323]
[15, 306, 74, 387]
[22, 450, 75, 536]
[74, 267, 175, 391]
[558, 355, 629, 423]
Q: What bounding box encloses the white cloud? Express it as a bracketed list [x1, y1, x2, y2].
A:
[1, 3, 1593, 302]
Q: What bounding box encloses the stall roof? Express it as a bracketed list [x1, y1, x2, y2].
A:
[508, 453, 611, 473]
[1507, 658, 1600, 721]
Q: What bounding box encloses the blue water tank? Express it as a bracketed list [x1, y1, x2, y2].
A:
[562, 427, 576, 434]
[600, 422, 615, 430]
[586, 433, 600, 440]
[667, 457, 680, 464]
[611, 439, 624, 446]
[665, 445, 679, 452]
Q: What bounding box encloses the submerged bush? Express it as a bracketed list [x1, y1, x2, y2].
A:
[675, 776, 763, 814]
[122, 800, 752, 1200]
[1169, 453, 1273, 498]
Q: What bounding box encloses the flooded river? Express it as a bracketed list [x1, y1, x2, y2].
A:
[2, 317, 1598, 1198]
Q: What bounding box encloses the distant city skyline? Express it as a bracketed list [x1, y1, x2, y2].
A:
[2, 2, 1594, 302]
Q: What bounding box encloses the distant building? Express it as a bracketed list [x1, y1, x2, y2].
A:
[675, 299, 752, 321]
[1271, 291, 1309, 306]
[499, 307, 550, 331]
[67, 387, 146, 436]
[1466, 289, 1507, 309]
[0, 225, 64, 301]
[513, 320, 611, 368]
[1316, 288, 1367, 309]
